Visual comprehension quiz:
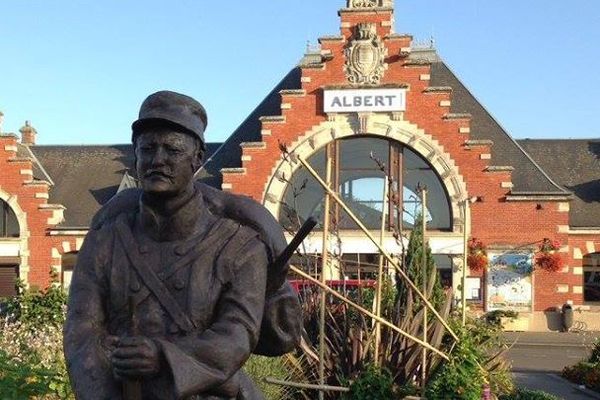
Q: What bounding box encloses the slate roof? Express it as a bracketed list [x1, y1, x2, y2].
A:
[196, 68, 302, 187]
[517, 139, 600, 228]
[31, 143, 220, 227]
[32, 145, 135, 227]
[428, 60, 568, 195]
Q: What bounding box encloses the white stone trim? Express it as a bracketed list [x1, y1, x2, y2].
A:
[261, 113, 469, 237]
[261, 129, 272, 137]
[75, 237, 84, 251]
[20, 169, 32, 175]
[301, 77, 312, 83]
[557, 284, 569, 293]
[4, 145, 18, 152]
[46, 208, 65, 226]
[586, 241, 596, 254]
[419, 74, 430, 81]
[35, 192, 49, 199]
[573, 286, 583, 295]
[280, 103, 292, 110]
[439, 100, 451, 107]
[573, 248, 583, 260]
[558, 202, 570, 212]
[62, 241, 71, 253]
[573, 267, 583, 275]
[241, 155, 252, 162]
[480, 153, 491, 160]
[459, 127, 470, 134]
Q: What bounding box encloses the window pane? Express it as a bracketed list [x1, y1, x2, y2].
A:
[338, 175, 385, 229]
[279, 147, 326, 230]
[584, 253, 600, 302]
[337, 136, 389, 229]
[403, 148, 451, 230]
[0, 200, 20, 238]
[339, 137, 388, 170]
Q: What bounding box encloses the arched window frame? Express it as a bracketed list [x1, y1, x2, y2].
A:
[279, 135, 453, 232]
[0, 199, 20, 238]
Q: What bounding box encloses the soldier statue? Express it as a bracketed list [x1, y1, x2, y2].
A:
[64, 91, 302, 399]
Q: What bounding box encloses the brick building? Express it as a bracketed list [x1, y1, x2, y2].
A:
[1, 0, 599, 331]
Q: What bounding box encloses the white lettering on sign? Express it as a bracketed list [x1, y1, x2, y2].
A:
[324, 89, 406, 113]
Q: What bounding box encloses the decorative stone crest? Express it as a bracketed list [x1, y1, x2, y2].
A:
[344, 23, 387, 85]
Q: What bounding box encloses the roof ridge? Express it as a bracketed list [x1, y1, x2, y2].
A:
[23, 144, 54, 186]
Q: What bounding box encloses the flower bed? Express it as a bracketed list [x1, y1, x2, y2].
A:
[562, 339, 600, 393]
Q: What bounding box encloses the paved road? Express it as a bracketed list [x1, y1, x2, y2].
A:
[513, 372, 600, 400]
[503, 331, 597, 372]
[502, 332, 600, 399]
[507, 342, 589, 372]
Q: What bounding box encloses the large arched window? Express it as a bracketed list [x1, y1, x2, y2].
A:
[279, 136, 452, 231]
[0, 200, 19, 238]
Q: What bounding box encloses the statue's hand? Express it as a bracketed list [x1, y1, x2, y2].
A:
[111, 336, 161, 378]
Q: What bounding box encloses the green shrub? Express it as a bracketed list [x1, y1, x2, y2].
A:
[589, 338, 600, 364]
[425, 317, 514, 400]
[341, 365, 396, 400]
[425, 330, 485, 400]
[498, 387, 560, 400]
[243, 355, 295, 400]
[485, 310, 519, 326]
[562, 361, 596, 385]
[2, 272, 67, 328]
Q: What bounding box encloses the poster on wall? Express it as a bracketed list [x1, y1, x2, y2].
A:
[486, 251, 533, 311]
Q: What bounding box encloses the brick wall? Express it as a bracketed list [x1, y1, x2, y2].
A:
[0, 133, 80, 289]
[222, 7, 593, 312]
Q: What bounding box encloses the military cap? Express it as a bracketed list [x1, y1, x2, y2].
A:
[132, 90, 207, 149]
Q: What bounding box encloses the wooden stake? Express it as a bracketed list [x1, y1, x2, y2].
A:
[290, 265, 450, 360]
[265, 378, 350, 393]
[374, 177, 388, 365]
[421, 188, 428, 387]
[297, 155, 459, 342]
[318, 148, 332, 400]
[462, 199, 470, 326]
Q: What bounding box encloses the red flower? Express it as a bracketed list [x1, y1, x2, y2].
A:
[467, 238, 488, 272]
[535, 238, 563, 272]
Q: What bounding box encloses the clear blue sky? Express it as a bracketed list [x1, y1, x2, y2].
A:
[1, 1, 599, 145]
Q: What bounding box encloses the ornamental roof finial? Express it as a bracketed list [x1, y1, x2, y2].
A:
[347, 0, 393, 8]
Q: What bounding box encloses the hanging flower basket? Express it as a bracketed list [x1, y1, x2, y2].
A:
[467, 238, 488, 272]
[534, 238, 563, 273]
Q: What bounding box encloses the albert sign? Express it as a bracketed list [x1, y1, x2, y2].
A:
[323, 89, 406, 113]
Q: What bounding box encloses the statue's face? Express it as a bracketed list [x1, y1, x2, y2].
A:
[135, 127, 201, 197]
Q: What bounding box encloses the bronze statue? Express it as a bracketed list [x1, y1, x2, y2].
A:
[64, 91, 302, 399]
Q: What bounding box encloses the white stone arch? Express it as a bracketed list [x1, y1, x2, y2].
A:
[262, 113, 469, 235]
[0, 187, 30, 284]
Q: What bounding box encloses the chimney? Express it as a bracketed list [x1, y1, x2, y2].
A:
[19, 120, 37, 146]
[0, 111, 4, 134]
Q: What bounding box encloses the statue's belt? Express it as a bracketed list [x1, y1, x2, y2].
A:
[114, 217, 235, 334]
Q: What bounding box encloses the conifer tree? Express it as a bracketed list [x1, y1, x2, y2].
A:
[397, 215, 444, 311]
